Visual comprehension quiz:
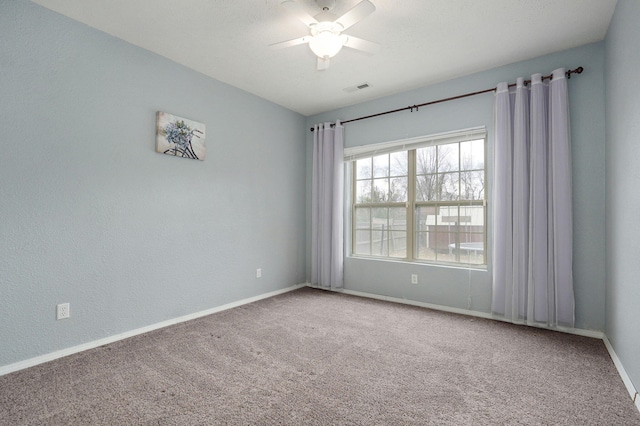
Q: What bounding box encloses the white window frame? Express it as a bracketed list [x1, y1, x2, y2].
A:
[346, 127, 487, 268]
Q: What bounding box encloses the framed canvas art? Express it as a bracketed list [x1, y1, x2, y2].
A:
[156, 112, 206, 160]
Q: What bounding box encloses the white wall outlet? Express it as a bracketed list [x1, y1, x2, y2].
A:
[56, 303, 70, 320]
[411, 274, 418, 284]
[256, 268, 262, 278]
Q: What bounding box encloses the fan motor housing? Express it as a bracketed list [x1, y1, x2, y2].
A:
[315, 0, 336, 11]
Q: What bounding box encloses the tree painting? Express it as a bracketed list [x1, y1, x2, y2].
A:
[155, 112, 206, 160]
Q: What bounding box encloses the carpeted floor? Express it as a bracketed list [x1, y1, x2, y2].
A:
[1, 287, 639, 425]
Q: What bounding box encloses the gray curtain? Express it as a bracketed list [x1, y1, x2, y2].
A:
[492, 69, 574, 327]
[311, 121, 344, 289]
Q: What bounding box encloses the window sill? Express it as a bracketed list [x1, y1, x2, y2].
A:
[347, 254, 488, 272]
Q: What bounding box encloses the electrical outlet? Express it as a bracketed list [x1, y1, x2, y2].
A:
[256, 268, 262, 278]
[56, 303, 70, 320]
[411, 274, 418, 284]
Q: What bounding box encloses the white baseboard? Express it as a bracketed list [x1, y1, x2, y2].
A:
[339, 287, 494, 319]
[0, 284, 306, 377]
[337, 287, 604, 339]
[603, 335, 640, 412]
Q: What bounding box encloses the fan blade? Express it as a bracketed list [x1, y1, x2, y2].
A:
[269, 36, 312, 49]
[317, 57, 330, 71]
[281, 0, 318, 27]
[335, 0, 375, 30]
[343, 35, 380, 54]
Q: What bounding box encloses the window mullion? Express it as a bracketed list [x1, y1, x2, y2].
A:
[351, 161, 357, 256]
[407, 150, 416, 260]
[456, 143, 461, 262]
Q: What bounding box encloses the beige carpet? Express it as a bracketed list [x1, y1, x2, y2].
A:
[1, 287, 639, 425]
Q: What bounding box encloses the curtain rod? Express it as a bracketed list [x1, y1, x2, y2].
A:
[310, 66, 584, 131]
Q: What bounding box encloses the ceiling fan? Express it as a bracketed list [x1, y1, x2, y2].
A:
[270, 0, 379, 70]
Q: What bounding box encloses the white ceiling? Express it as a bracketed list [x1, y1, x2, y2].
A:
[31, 0, 616, 116]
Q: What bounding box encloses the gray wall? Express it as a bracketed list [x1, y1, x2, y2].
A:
[605, 0, 640, 395]
[306, 43, 607, 332]
[0, 1, 306, 368]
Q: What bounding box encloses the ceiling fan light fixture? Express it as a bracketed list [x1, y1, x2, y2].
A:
[272, 0, 378, 69]
[309, 32, 345, 59]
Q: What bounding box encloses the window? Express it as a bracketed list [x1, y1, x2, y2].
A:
[349, 128, 486, 267]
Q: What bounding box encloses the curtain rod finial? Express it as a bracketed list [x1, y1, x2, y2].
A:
[567, 66, 584, 79]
